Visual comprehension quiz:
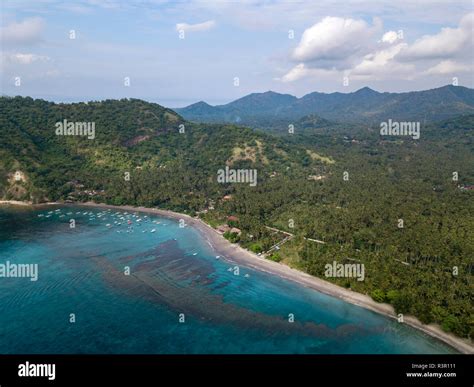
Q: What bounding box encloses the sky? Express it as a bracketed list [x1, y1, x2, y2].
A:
[1, 0, 473, 107]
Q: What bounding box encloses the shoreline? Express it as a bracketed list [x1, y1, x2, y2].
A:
[2, 200, 473, 354]
[0, 200, 33, 206]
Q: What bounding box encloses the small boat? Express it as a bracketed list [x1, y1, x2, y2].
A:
[150, 229, 156, 233]
[192, 253, 198, 256]
[106, 224, 111, 227]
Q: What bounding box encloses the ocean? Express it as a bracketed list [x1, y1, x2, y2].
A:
[0, 205, 457, 354]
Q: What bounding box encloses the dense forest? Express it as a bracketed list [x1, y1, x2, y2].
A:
[1, 95, 473, 340]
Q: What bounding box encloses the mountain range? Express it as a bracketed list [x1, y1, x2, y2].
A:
[174, 85, 474, 128]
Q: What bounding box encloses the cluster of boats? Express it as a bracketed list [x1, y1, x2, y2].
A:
[37, 208, 165, 234]
[36, 207, 245, 270]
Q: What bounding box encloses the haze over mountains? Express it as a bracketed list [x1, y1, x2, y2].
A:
[175, 85, 474, 128]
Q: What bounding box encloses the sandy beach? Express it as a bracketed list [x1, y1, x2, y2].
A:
[0, 200, 33, 206]
[2, 200, 473, 354]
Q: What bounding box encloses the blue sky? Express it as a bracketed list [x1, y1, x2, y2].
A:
[1, 0, 473, 107]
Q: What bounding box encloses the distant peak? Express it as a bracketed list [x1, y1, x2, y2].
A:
[245, 90, 295, 98]
[355, 86, 378, 94]
[245, 91, 281, 97]
[438, 84, 466, 90]
[190, 100, 212, 107]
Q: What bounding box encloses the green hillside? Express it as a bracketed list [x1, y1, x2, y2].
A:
[1, 96, 473, 340]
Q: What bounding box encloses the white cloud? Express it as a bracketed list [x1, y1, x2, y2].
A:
[175, 20, 216, 33]
[0, 17, 45, 45]
[281, 63, 308, 82]
[291, 16, 381, 69]
[161, 0, 472, 32]
[350, 43, 412, 78]
[2, 52, 50, 65]
[400, 13, 473, 60]
[381, 31, 399, 44]
[282, 63, 338, 83]
[282, 12, 473, 84]
[426, 60, 470, 74]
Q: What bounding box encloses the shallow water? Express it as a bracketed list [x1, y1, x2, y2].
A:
[0, 205, 457, 354]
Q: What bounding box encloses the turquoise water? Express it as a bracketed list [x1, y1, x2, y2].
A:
[0, 205, 457, 354]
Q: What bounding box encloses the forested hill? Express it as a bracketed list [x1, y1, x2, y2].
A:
[0, 96, 326, 205]
[175, 85, 474, 127]
[1, 96, 473, 341]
